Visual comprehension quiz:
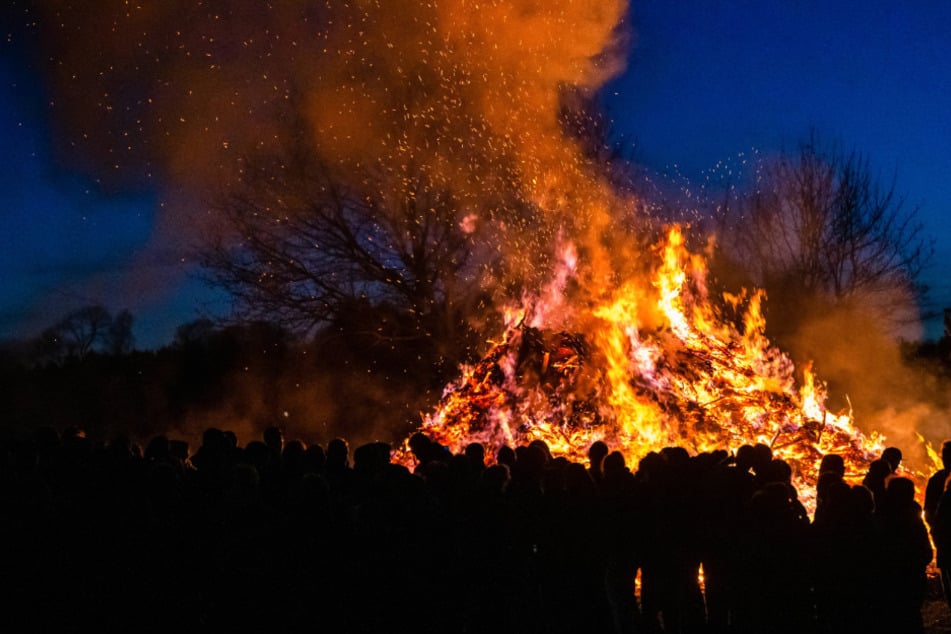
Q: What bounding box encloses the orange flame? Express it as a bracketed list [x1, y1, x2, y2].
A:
[403, 226, 931, 512]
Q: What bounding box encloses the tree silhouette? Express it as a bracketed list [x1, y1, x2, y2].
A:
[715, 135, 932, 339]
[107, 309, 135, 355]
[200, 143, 506, 375]
[27, 305, 136, 364]
[56, 305, 113, 360]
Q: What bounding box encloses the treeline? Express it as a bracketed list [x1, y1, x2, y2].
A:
[0, 309, 458, 449]
[2, 304, 951, 453]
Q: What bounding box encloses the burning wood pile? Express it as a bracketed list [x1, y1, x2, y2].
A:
[401, 227, 913, 511]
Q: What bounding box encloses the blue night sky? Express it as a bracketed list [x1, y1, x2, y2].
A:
[1, 14, 231, 349]
[2, 1, 951, 348]
[605, 1, 951, 340]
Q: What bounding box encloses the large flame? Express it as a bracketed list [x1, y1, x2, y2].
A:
[403, 226, 928, 511]
[33, 1, 936, 504]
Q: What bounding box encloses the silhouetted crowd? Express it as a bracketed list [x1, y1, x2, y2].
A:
[1, 424, 946, 633]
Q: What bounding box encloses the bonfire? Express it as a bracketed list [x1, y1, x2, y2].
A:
[400, 226, 927, 512]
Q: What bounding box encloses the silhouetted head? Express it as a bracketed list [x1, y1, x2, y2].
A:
[244, 440, 270, 471]
[169, 440, 190, 462]
[750, 481, 794, 516]
[517, 444, 547, 478]
[370, 441, 393, 469]
[302, 444, 326, 473]
[819, 453, 846, 479]
[709, 448, 730, 465]
[409, 432, 431, 458]
[409, 433, 450, 471]
[201, 427, 226, 452]
[283, 439, 306, 473]
[942, 440, 951, 468]
[263, 426, 284, 454]
[587, 440, 608, 471]
[735, 445, 756, 471]
[564, 462, 596, 498]
[764, 458, 793, 485]
[637, 451, 663, 481]
[496, 445, 516, 468]
[326, 437, 349, 468]
[353, 443, 375, 475]
[374, 441, 393, 467]
[885, 476, 916, 507]
[864, 459, 891, 487]
[881, 447, 902, 473]
[817, 471, 850, 508]
[528, 439, 552, 464]
[464, 442, 486, 469]
[602, 451, 627, 478]
[660, 446, 690, 469]
[449, 453, 473, 483]
[847, 484, 875, 517]
[145, 435, 170, 462]
[750, 443, 773, 474]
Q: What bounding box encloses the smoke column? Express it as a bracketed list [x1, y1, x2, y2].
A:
[31, 1, 632, 309]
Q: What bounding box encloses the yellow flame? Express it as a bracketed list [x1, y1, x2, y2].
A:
[406, 226, 923, 513]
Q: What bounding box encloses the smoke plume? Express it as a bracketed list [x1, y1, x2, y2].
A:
[34, 1, 630, 284]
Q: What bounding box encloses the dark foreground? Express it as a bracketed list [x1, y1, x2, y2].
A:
[0, 425, 941, 633]
[925, 578, 951, 633]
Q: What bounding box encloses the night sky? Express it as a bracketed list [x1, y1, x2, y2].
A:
[3, 1, 950, 348]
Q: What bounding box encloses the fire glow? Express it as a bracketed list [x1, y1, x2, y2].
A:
[404, 226, 916, 511]
[35, 1, 937, 505]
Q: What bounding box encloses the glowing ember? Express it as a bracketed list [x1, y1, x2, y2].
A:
[401, 226, 924, 511]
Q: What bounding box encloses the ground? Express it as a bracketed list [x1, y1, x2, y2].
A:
[925, 576, 951, 633]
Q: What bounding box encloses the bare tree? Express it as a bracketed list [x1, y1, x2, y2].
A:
[200, 146, 507, 370]
[56, 305, 114, 360]
[26, 305, 136, 364]
[715, 136, 932, 337]
[107, 309, 135, 355]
